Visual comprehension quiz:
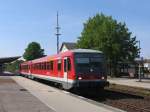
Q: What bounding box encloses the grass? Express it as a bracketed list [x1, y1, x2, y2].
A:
[105, 83, 150, 99]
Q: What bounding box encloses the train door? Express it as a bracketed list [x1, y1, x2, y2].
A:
[64, 57, 68, 87]
[63, 57, 72, 89]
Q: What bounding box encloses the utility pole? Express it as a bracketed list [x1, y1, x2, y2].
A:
[55, 11, 61, 54]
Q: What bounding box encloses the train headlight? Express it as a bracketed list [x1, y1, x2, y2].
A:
[78, 77, 82, 80]
[101, 76, 105, 80]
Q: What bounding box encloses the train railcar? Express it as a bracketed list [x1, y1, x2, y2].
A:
[20, 49, 109, 90]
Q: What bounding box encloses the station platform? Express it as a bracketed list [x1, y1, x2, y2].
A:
[0, 76, 54, 112]
[0, 72, 125, 112]
[12, 76, 125, 112]
[108, 78, 150, 90]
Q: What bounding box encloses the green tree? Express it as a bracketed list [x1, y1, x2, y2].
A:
[5, 60, 23, 73]
[77, 13, 139, 76]
[23, 42, 44, 61]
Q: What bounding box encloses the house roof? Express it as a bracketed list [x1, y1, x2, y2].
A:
[60, 42, 76, 51]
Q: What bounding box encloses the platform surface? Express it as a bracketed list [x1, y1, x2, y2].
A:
[108, 78, 150, 90]
[11, 76, 125, 112]
[0, 76, 54, 112]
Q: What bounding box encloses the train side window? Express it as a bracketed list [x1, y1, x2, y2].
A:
[37, 64, 39, 70]
[42, 63, 44, 70]
[50, 61, 53, 70]
[57, 60, 61, 71]
[36, 64, 38, 70]
[39, 64, 41, 69]
[38, 63, 40, 70]
[44, 62, 46, 70]
[34, 64, 36, 69]
[40, 63, 42, 70]
[42, 63, 43, 70]
[43, 63, 44, 70]
[39, 63, 42, 70]
[64, 59, 67, 72]
[47, 62, 50, 70]
[67, 58, 71, 71]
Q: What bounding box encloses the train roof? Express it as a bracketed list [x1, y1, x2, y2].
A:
[71, 49, 103, 54]
[21, 49, 103, 65]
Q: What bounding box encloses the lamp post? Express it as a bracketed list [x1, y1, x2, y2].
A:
[138, 40, 141, 57]
[137, 40, 142, 82]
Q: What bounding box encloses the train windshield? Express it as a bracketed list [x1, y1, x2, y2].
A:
[75, 53, 105, 74]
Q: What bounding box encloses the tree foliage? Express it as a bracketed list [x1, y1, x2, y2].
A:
[5, 60, 23, 73]
[23, 42, 44, 61]
[77, 13, 139, 76]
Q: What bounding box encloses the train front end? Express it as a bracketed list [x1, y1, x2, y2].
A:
[72, 49, 109, 89]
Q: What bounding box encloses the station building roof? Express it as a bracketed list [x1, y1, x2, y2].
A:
[0, 56, 21, 64]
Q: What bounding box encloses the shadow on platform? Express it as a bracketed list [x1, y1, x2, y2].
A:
[0, 72, 15, 76]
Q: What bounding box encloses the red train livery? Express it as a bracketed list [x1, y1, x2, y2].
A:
[20, 49, 109, 90]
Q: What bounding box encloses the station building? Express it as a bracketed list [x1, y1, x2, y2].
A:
[0, 56, 21, 73]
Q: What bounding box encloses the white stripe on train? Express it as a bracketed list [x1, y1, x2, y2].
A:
[20, 72, 103, 83]
[20, 72, 74, 83]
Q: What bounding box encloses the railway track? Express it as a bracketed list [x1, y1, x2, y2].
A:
[70, 88, 150, 112]
[107, 100, 150, 112]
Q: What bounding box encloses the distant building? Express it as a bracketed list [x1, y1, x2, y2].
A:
[144, 59, 150, 71]
[60, 42, 76, 52]
[0, 56, 21, 72]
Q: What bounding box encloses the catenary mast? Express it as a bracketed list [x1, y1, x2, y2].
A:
[55, 11, 61, 54]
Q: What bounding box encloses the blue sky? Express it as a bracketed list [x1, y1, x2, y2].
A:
[0, 0, 150, 58]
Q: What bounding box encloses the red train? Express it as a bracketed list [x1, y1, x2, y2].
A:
[20, 49, 109, 90]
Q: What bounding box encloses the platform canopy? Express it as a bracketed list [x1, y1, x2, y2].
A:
[0, 56, 21, 64]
